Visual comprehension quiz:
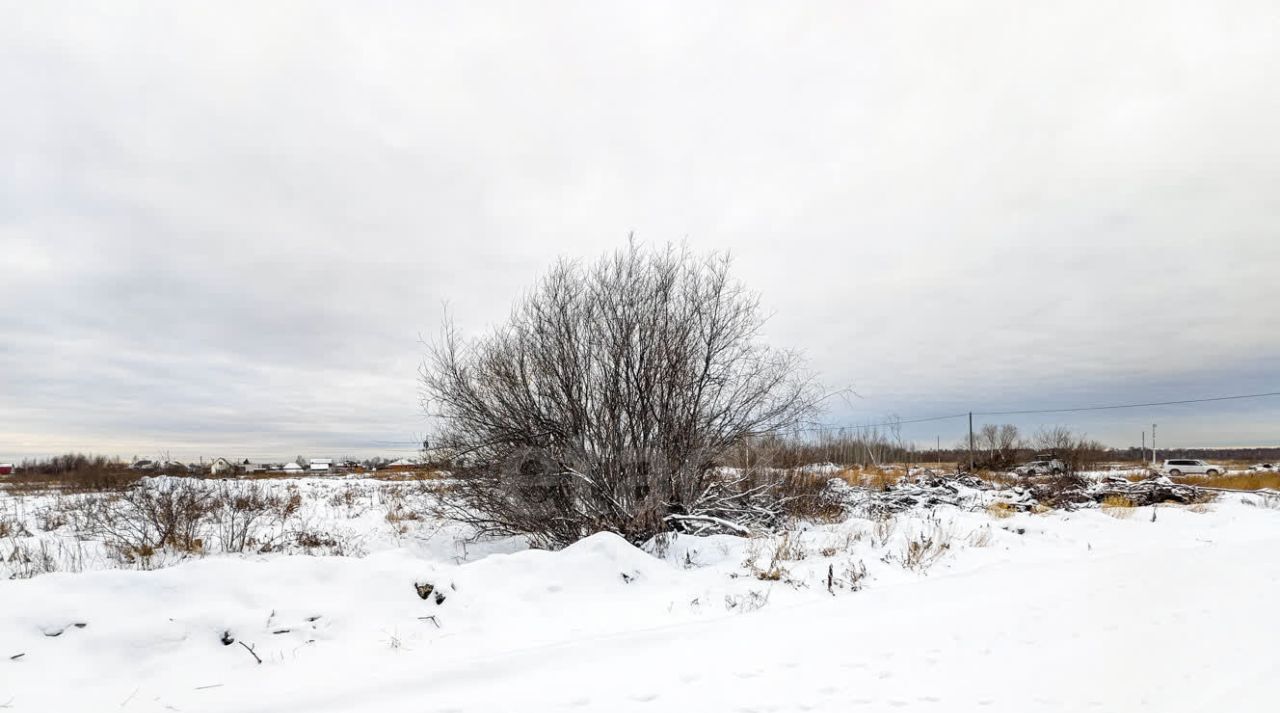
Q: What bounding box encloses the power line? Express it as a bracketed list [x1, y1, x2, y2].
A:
[791, 390, 1280, 435]
[974, 390, 1280, 417]
[789, 413, 968, 434]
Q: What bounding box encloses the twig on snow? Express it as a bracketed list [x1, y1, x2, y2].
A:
[238, 641, 262, 664]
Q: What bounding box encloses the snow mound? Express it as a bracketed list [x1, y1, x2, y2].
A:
[559, 530, 662, 571]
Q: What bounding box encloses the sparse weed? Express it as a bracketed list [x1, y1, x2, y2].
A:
[741, 531, 808, 581]
[2, 478, 372, 578]
[0, 515, 28, 538]
[1, 538, 93, 579]
[871, 515, 896, 548]
[842, 559, 868, 591]
[724, 589, 771, 613]
[771, 531, 807, 562]
[898, 517, 953, 572]
[967, 526, 994, 547]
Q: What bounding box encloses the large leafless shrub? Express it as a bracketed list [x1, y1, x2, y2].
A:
[82, 478, 214, 561]
[421, 243, 820, 546]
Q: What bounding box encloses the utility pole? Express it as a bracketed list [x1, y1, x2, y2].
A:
[967, 412, 975, 473]
[1141, 430, 1145, 464]
[1152, 424, 1157, 466]
[936, 435, 941, 471]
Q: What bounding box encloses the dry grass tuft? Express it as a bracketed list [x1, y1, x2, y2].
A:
[871, 514, 896, 548]
[1101, 495, 1137, 518]
[900, 520, 952, 572]
[742, 531, 809, 582]
[771, 531, 807, 562]
[987, 502, 1018, 519]
[967, 526, 994, 548]
[0, 514, 25, 538]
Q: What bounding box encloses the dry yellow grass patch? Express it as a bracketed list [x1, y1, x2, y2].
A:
[830, 466, 862, 485]
[829, 466, 902, 490]
[1174, 472, 1280, 491]
[1101, 495, 1137, 518]
[987, 501, 1018, 519]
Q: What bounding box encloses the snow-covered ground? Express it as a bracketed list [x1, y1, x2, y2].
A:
[2, 478, 1279, 712]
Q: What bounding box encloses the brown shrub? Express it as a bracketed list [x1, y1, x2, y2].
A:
[82, 479, 214, 561]
[7, 454, 141, 493]
[776, 472, 845, 522]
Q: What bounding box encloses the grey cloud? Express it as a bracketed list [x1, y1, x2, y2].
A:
[2, 1, 1279, 460]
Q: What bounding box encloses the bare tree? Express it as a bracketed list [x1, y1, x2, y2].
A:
[1031, 425, 1106, 473]
[420, 242, 820, 546]
[975, 423, 1022, 469]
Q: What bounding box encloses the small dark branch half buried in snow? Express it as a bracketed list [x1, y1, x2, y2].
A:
[237, 641, 262, 664]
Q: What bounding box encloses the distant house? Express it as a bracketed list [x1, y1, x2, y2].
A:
[421, 447, 457, 467]
[130, 459, 155, 470]
[309, 458, 332, 472]
[282, 462, 304, 474]
[209, 458, 235, 476]
[0, 464, 13, 476]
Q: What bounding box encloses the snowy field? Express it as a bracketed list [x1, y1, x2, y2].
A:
[3, 476, 1280, 712]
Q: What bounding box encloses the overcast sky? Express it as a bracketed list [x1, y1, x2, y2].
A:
[3, 1, 1279, 461]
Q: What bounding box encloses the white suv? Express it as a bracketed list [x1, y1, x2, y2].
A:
[1161, 459, 1224, 476]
